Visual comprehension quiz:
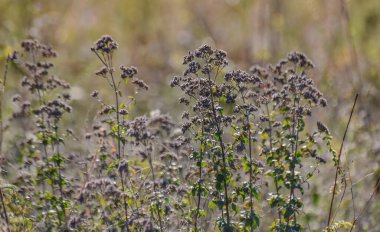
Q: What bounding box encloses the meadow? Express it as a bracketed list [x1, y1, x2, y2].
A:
[0, 1, 379, 231]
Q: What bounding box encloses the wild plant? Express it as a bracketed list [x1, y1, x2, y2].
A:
[125, 111, 190, 231]
[247, 53, 332, 231]
[77, 35, 143, 231]
[76, 35, 189, 231]
[0, 36, 339, 232]
[171, 45, 233, 231]
[5, 39, 73, 230]
[171, 45, 264, 231]
[172, 46, 332, 232]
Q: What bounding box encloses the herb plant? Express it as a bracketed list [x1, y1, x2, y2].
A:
[0, 36, 363, 232]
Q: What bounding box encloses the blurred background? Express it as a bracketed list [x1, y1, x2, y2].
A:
[0, 0, 379, 230]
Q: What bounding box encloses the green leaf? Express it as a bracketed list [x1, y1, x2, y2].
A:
[36, 132, 44, 140]
[261, 132, 269, 140]
[108, 160, 119, 173]
[198, 209, 207, 218]
[0, 183, 17, 191]
[231, 203, 240, 213]
[50, 154, 64, 166]
[201, 161, 207, 168]
[208, 200, 217, 209]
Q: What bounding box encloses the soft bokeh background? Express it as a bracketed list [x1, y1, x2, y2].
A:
[1, 0, 379, 230]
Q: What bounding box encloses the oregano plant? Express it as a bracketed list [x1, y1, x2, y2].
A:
[0, 36, 345, 232]
[7, 39, 73, 230]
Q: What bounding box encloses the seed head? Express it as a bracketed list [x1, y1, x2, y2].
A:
[120, 66, 138, 79]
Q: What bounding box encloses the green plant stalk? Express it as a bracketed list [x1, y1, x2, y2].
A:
[109, 67, 130, 231]
[30, 50, 56, 225]
[194, 122, 205, 231]
[94, 49, 131, 231]
[266, 104, 282, 222]
[288, 96, 300, 226]
[246, 112, 255, 230]
[239, 90, 256, 232]
[206, 72, 231, 227]
[53, 124, 66, 224]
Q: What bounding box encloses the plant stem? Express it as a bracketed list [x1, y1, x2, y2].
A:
[266, 104, 282, 222]
[327, 94, 358, 227]
[206, 73, 231, 226]
[289, 96, 299, 226]
[147, 145, 164, 231]
[240, 90, 255, 232]
[349, 177, 380, 232]
[246, 112, 255, 231]
[194, 122, 205, 230]
[109, 70, 130, 231]
[53, 124, 66, 224]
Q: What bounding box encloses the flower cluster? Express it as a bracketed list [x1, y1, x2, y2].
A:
[21, 39, 57, 57]
[120, 65, 138, 79]
[90, 35, 118, 54]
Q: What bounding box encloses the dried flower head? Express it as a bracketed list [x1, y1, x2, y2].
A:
[21, 39, 57, 58]
[120, 66, 138, 79]
[91, 35, 118, 54]
[132, 79, 149, 90]
[317, 121, 330, 134]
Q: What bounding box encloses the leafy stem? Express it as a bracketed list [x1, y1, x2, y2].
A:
[206, 72, 231, 227]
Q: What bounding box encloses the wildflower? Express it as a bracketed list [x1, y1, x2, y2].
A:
[119, 109, 128, 115]
[287, 51, 314, 69]
[317, 121, 330, 134]
[132, 79, 149, 90]
[120, 66, 138, 79]
[320, 98, 327, 107]
[95, 67, 108, 77]
[91, 35, 118, 54]
[183, 52, 194, 64]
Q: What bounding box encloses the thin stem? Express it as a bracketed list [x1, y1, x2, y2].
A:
[266, 103, 282, 222]
[289, 96, 300, 226]
[206, 72, 231, 226]
[194, 122, 205, 230]
[108, 57, 130, 231]
[349, 177, 380, 232]
[246, 112, 255, 230]
[53, 124, 66, 223]
[347, 164, 356, 224]
[327, 94, 358, 227]
[147, 143, 164, 231]
[239, 90, 255, 232]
